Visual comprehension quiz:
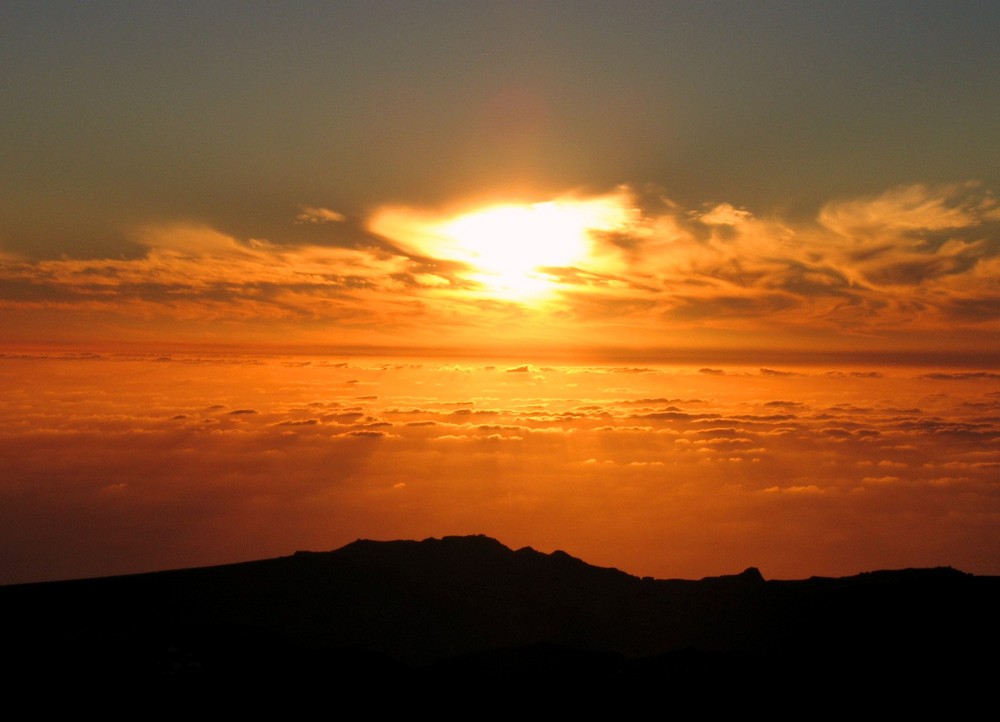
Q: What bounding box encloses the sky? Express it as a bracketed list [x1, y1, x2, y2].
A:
[1, 3, 998, 583]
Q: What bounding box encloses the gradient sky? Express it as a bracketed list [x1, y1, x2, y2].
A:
[2, 3, 999, 582]
[3, 2, 1000, 356]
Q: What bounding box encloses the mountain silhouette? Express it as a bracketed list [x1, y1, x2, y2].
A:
[3, 535, 996, 707]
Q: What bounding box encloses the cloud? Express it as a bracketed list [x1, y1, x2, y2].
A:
[2, 181, 999, 351]
[0, 223, 452, 340]
[134, 224, 252, 256]
[666, 293, 800, 321]
[760, 368, 799, 377]
[763, 485, 824, 494]
[2, 356, 999, 584]
[698, 203, 754, 226]
[295, 206, 347, 224]
[818, 182, 999, 236]
[919, 371, 1000, 381]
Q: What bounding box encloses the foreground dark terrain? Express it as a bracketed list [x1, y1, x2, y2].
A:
[3, 535, 997, 706]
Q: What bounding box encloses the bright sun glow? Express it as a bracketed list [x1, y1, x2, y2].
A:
[442, 202, 602, 298]
[372, 194, 633, 301]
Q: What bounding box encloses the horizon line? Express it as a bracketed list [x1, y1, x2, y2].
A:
[2, 341, 999, 369]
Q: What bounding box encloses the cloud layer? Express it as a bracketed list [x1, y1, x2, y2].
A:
[2, 354, 997, 584]
[1, 183, 998, 352]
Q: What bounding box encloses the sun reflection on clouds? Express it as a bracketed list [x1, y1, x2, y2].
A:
[1, 181, 999, 353]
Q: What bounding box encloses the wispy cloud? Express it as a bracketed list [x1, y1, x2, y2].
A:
[1, 183, 998, 350]
[294, 206, 347, 225]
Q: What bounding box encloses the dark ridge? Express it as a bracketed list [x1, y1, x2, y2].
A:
[2, 535, 997, 706]
[699, 566, 766, 583]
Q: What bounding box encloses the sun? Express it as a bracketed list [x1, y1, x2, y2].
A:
[373, 194, 632, 301]
[436, 202, 599, 298]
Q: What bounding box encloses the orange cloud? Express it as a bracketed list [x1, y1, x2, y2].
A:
[2, 356, 997, 583]
[294, 206, 347, 224]
[1, 183, 998, 352]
